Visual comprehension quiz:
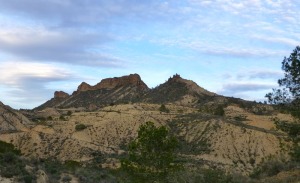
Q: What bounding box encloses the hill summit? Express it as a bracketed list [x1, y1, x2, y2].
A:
[35, 73, 215, 110]
[74, 74, 148, 94]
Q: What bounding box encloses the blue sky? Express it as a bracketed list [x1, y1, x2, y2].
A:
[0, 0, 299, 109]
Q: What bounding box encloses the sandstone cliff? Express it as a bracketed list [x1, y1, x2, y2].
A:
[36, 74, 150, 109]
[75, 74, 148, 94]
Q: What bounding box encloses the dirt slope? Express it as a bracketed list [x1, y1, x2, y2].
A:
[0, 103, 291, 174]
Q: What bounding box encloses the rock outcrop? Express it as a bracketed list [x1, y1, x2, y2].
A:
[94, 74, 148, 90]
[54, 91, 69, 99]
[76, 82, 93, 93]
[34, 91, 70, 111]
[74, 74, 148, 94]
[35, 73, 218, 109]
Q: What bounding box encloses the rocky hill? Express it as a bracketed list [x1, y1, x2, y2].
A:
[34, 91, 70, 111]
[35, 73, 220, 111]
[35, 74, 149, 110]
[142, 74, 216, 104]
[0, 101, 32, 133]
[0, 73, 298, 182]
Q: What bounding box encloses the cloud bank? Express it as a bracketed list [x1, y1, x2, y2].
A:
[0, 0, 299, 108]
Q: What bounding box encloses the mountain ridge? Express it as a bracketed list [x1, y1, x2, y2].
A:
[35, 73, 217, 110]
[0, 74, 297, 182]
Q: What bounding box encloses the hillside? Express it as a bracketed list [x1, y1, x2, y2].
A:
[35, 74, 149, 110]
[142, 74, 216, 104]
[0, 101, 32, 133]
[0, 73, 299, 182]
[0, 103, 292, 172]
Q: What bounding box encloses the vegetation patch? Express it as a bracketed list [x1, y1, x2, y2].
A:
[121, 121, 181, 182]
[75, 124, 87, 131]
[159, 104, 170, 113]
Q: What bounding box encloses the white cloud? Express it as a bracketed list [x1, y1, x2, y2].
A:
[255, 35, 299, 47]
[0, 61, 74, 108]
[219, 83, 276, 94]
[0, 0, 299, 109]
[0, 27, 125, 67]
[0, 61, 71, 86]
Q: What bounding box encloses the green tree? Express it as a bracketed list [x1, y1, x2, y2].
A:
[121, 121, 180, 181]
[266, 46, 300, 118]
[265, 46, 300, 162]
[279, 46, 300, 98]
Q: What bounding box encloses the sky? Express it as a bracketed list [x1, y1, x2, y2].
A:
[0, 0, 299, 109]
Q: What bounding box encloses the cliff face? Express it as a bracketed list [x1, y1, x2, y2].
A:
[94, 74, 148, 90]
[36, 74, 150, 109]
[75, 74, 148, 94]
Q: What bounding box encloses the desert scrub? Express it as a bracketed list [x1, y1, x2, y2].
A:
[75, 124, 87, 131]
[59, 115, 66, 121]
[64, 160, 81, 171]
[47, 116, 53, 120]
[233, 115, 248, 121]
[0, 140, 21, 155]
[159, 104, 170, 113]
[0, 141, 34, 182]
[67, 111, 72, 116]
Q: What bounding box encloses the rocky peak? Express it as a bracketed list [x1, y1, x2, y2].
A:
[77, 82, 93, 92]
[166, 74, 215, 96]
[54, 91, 69, 99]
[168, 74, 182, 82]
[74, 74, 149, 94]
[94, 74, 148, 90]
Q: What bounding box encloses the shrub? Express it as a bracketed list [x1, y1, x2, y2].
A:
[0, 141, 21, 155]
[214, 105, 225, 116]
[177, 109, 184, 113]
[233, 115, 248, 121]
[59, 115, 65, 121]
[67, 111, 72, 116]
[23, 174, 34, 183]
[201, 169, 233, 183]
[250, 157, 285, 178]
[159, 104, 170, 113]
[62, 175, 72, 182]
[64, 160, 81, 171]
[75, 124, 87, 131]
[0, 152, 29, 179]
